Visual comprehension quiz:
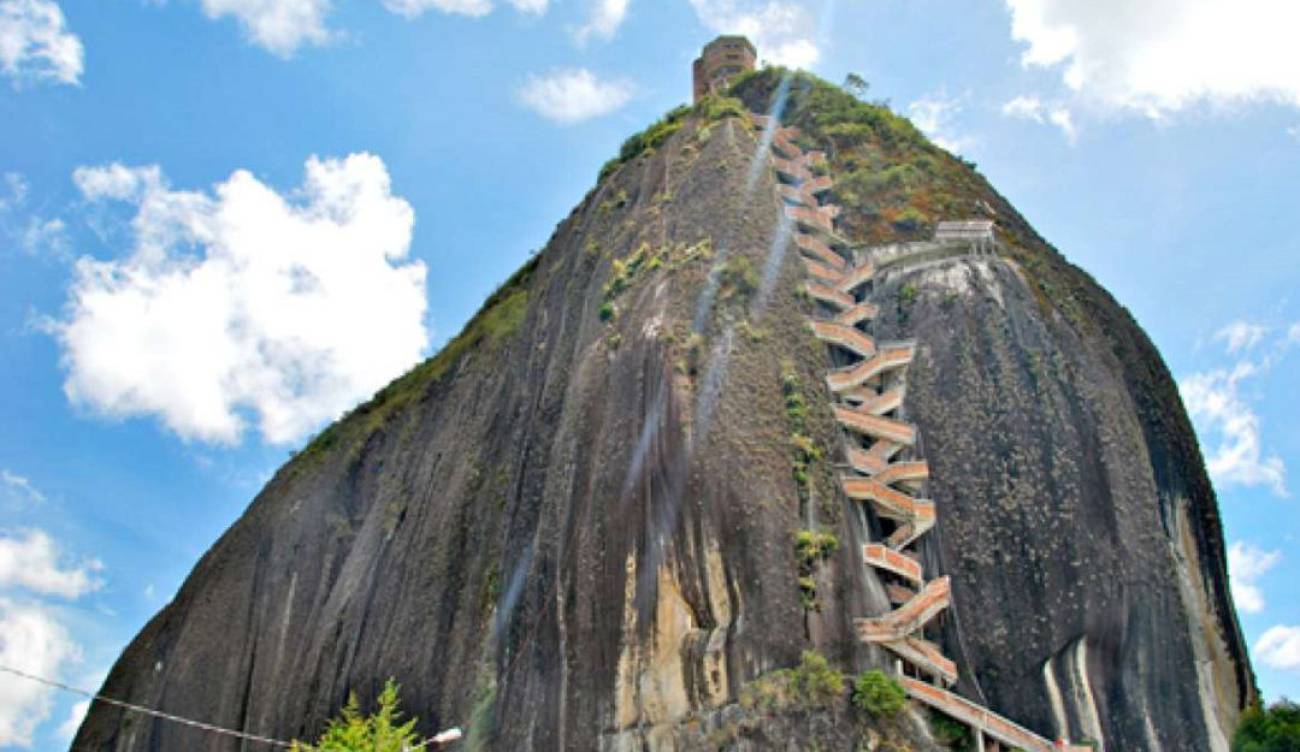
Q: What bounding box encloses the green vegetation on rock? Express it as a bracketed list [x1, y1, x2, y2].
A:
[852, 670, 907, 717]
[794, 529, 839, 572]
[789, 432, 823, 490]
[892, 205, 929, 234]
[604, 242, 650, 299]
[595, 94, 746, 184]
[779, 361, 824, 503]
[694, 94, 748, 123]
[598, 104, 692, 182]
[738, 651, 846, 713]
[790, 651, 846, 705]
[928, 709, 974, 750]
[717, 255, 759, 305]
[601, 239, 713, 317]
[793, 528, 836, 610]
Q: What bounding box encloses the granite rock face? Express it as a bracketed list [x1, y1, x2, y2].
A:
[76, 74, 1252, 752]
[869, 254, 1250, 750]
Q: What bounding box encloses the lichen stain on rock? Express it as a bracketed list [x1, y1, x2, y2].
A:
[612, 539, 735, 742]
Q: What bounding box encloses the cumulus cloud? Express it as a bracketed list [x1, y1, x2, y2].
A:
[1004, 0, 1300, 116]
[55, 154, 429, 446]
[0, 529, 102, 599]
[1181, 360, 1287, 498]
[518, 68, 632, 124]
[688, 0, 819, 69]
[1, 470, 45, 504]
[1256, 624, 1300, 672]
[907, 94, 971, 154]
[0, 597, 81, 747]
[1288, 322, 1300, 345]
[198, 0, 332, 56]
[1228, 541, 1280, 614]
[1001, 95, 1077, 143]
[0, 0, 82, 86]
[1214, 321, 1267, 354]
[572, 0, 628, 44]
[508, 0, 547, 12]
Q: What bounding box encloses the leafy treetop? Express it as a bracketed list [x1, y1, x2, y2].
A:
[292, 679, 419, 752]
[1234, 700, 1300, 752]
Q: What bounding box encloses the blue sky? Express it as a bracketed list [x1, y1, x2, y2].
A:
[1, 0, 1299, 748]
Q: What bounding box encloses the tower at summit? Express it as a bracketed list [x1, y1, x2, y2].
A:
[692, 35, 756, 103]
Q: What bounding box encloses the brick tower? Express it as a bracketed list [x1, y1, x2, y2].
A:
[692, 35, 757, 103]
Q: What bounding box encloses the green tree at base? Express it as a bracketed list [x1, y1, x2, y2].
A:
[1234, 700, 1300, 752]
[292, 679, 419, 752]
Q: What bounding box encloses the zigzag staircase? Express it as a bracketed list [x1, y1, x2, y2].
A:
[750, 112, 1086, 752]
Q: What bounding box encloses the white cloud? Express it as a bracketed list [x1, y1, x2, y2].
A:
[1047, 108, 1076, 143]
[1002, 95, 1043, 121]
[1, 469, 45, 504]
[56, 699, 89, 741]
[1214, 321, 1267, 354]
[1256, 624, 1300, 672]
[1004, 0, 1300, 116]
[1180, 361, 1287, 497]
[1228, 541, 1280, 614]
[0, 527, 97, 747]
[382, 0, 492, 18]
[1288, 322, 1300, 345]
[0, 529, 102, 599]
[1288, 125, 1300, 142]
[20, 216, 68, 257]
[518, 68, 632, 124]
[907, 94, 971, 154]
[1, 172, 69, 260]
[198, 0, 332, 56]
[0, 172, 29, 210]
[572, 0, 628, 43]
[0, 0, 83, 86]
[0, 597, 81, 747]
[1001, 95, 1077, 143]
[688, 0, 819, 69]
[55, 153, 428, 446]
[72, 163, 162, 202]
[381, 0, 546, 19]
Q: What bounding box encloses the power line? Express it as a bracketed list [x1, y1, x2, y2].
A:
[0, 664, 461, 751]
[1, 664, 294, 748]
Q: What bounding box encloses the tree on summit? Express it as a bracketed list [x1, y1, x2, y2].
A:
[842, 72, 869, 99]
